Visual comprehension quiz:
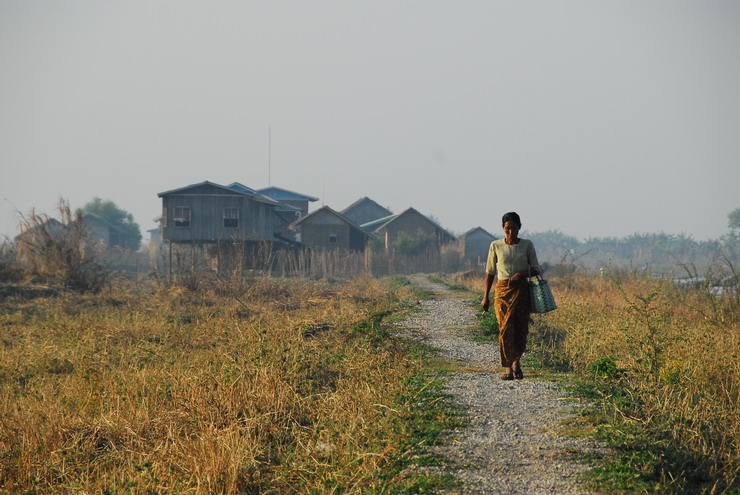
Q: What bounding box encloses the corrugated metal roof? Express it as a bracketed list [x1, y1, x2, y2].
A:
[226, 182, 258, 195]
[359, 214, 397, 231]
[292, 206, 372, 237]
[225, 183, 301, 210]
[158, 181, 304, 214]
[340, 196, 392, 216]
[366, 208, 455, 241]
[257, 186, 319, 202]
[255, 194, 301, 211]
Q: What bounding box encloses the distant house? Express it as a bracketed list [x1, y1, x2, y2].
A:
[82, 213, 127, 247]
[228, 183, 301, 241]
[16, 214, 128, 248]
[363, 207, 455, 250]
[15, 218, 65, 245]
[340, 197, 393, 227]
[256, 186, 319, 218]
[158, 181, 278, 244]
[459, 227, 496, 264]
[290, 206, 373, 252]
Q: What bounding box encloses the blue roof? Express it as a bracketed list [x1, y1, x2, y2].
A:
[257, 186, 319, 202]
[226, 183, 301, 211]
[226, 182, 259, 195]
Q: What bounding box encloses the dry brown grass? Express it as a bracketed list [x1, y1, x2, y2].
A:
[551, 275, 738, 488]
[0, 275, 423, 493]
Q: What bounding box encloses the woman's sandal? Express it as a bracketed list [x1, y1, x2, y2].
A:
[514, 369, 524, 380]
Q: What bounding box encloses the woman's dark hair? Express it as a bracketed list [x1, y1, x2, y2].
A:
[502, 212, 521, 227]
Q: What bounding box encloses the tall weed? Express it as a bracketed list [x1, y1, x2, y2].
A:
[15, 199, 111, 291]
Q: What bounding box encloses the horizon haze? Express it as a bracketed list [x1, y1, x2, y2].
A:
[2, 1, 739, 244]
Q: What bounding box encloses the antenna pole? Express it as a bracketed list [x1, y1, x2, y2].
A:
[268, 126, 272, 186]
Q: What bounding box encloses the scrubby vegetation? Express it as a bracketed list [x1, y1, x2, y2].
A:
[6, 200, 114, 291]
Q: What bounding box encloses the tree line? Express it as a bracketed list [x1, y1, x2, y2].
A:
[525, 209, 739, 276]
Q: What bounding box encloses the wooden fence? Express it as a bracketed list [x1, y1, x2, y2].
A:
[156, 242, 475, 281]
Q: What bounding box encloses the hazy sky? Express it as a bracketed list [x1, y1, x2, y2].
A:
[2, 1, 739, 243]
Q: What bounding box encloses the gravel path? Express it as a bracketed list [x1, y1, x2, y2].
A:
[397, 275, 597, 495]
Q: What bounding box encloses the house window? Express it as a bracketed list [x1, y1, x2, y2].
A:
[224, 208, 239, 228]
[162, 207, 168, 228]
[174, 207, 191, 228]
[329, 234, 337, 244]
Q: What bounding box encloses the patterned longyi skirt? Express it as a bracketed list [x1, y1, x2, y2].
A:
[494, 279, 531, 367]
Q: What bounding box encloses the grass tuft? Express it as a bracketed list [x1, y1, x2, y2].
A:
[472, 305, 499, 343]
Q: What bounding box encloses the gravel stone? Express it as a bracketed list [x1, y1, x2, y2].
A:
[397, 276, 598, 494]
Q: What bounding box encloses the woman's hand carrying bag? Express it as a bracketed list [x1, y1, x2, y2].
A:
[529, 275, 557, 313]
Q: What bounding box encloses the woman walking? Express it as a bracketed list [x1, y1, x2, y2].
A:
[481, 212, 541, 380]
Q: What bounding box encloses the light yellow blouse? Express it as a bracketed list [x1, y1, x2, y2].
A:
[485, 238, 541, 280]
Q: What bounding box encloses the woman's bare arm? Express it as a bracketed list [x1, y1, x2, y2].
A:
[481, 273, 495, 312]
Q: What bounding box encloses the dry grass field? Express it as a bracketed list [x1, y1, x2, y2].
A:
[3, 260, 738, 493]
[0, 276, 443, 493]
[551, 274, 739, 493]
[453, 269, 739, 493]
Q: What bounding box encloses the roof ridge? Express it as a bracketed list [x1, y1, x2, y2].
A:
[257, 186, 319, 202]
[292, 205, 370, 233]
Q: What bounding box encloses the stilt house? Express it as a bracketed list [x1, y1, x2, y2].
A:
[158, 181, 278, 244]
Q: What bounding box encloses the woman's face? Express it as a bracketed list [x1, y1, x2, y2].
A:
[503, 221, 521, 243]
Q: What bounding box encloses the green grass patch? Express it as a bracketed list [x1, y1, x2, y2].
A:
[352, 309, 394, 343]
[427, 276, 468, 293]
[472, 303, 499, 343]
[384, 276, 435, 300]
[405, 341, 462, 375]
[376, 373, 466, 494]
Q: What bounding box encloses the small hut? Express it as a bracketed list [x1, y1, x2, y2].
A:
[290, 206, 373, 252]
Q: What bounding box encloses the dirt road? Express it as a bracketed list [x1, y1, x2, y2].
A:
[398, 275, 597, 494]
